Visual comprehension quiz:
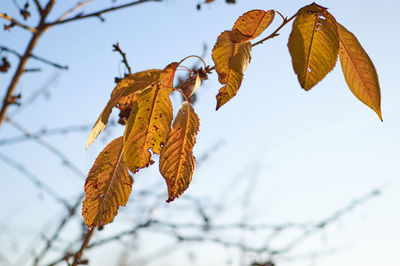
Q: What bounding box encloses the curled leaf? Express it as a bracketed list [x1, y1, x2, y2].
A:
[288, 3, 339, 90]
[159, 102, 200, 202]
[82, 137, 133, 227]
[212, 31, 251, 110]
[123, 83, 173, 172]
[337, 23, 382, 120]
[230, 9, 275, 43]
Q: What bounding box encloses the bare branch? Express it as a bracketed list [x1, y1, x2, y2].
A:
[71, 228, 95, 266]
[0, 123, 92, 146]
[0, 45, 68, 69]
[0, 152, 72, 209]
[34, 193, 85, 266]
[32, 0, 43, 14]
[113, 42, 132, 74]
[5, 117, 86, 179]
[0, 12, 36, 32]
[48, 0, 162, 26]
[56, 0, 93, 23]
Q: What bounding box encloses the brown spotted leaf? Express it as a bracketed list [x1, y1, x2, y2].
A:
[123, 83, 173, 172]
[82, 137, 132, 227]
[159, 102, 199, 202]
[337, 23, 382, 120]
[212, 31, 252, 110]
[86, 70, 162, 149]
[288, 3, 339, 90]
[230, 9, 275, 43]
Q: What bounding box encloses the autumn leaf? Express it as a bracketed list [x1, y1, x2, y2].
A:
[82, 137, 133, 227]
[212, 31, 251, 110]
[85, 70, 162, 149]
[159, 102, 200, 202]
[337, 23, 382, 120]
[230, 9, 275, 43]
[288, 3, 339, 90]
[160, 62, 179, 94]
[123, 82, 173, 172]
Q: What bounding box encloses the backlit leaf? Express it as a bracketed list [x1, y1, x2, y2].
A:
[230, 9, 275, 43]
[288, 3, 339, 90]
[160, 62, 179, 94]
[82, 137, 132, 227]
[85, 70, 162, 149]
[212, 31, 252, 110]
[123, 83, 173, 172]
[159, 102, 200, 202]
[337, 23, 382, 120]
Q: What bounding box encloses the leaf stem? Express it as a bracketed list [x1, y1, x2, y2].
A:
[252, 12, 297, 47]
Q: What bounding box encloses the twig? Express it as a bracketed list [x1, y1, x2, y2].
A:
[0, 45, 68, 69]
[273, 188, 384, 256]
[48, 0, 162, 26]
[71, 228, 95, 266]
[0, 152, 72, 210]
[113, 42, 132, 74]
[0, 123, 92, 146]
[34, 193, 85, 266]
[32, 0, 43, 14]
[56, 0, 93, 22]
[5, 117, 86, 179]
[0, 12, 37, 32]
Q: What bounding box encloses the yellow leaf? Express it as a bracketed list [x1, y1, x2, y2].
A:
[159, 102, 200, 202]
[82, 137, 133, 227]
[212, 31, 252, 110]
[85, 70, 162, 149]
[123, 83, 173, 172]
[288, 3, 339, 90]
[337, 23, 382, 120]
[230, 9, 275, 43]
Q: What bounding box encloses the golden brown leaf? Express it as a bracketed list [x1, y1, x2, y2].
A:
[123, 83, 173, 172]
[160, 62, 179, 94]
[288, 3, 339, 90]
[230, 9, 275, 43]
[82, 137, 132, 227]
[212, 31, 251, 110]
[159, 102, 200, 202]
[85, 70, 162, 149]
[337, 23, 382, 120]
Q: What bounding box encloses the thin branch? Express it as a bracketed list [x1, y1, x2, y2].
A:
[48, 0, 162, 26]
[0, 123, 92, 146]
[71, 228, 95, 266]
[251, 12, 298, 47]
[0, 152, 72, 209]
[56, 0, 93, 22]
[34, 193, 85, 266]
[113, 42, 132, 74]
[5, 117, 86, 179]
[0, 45, 68, 69]
[32, 0, 43, 14]
[0, 12, 37, 32]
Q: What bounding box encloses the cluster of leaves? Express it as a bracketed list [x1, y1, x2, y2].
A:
[83, 2, 382, 228]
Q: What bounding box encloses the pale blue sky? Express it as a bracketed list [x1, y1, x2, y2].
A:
[0, 0, 399, 265]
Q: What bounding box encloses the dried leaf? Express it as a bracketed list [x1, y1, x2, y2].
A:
[160, 62, 179, 94]
[85, 70, 161, 149]
[337, 23, 382, 120]
[82, 137, 132, 227]
[230, 9, 275, 43]
[123, 83, 173, 172]
[212, 31, 251, 110]
[159, 102, 200, 202]
[288, 3, 339, 90]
